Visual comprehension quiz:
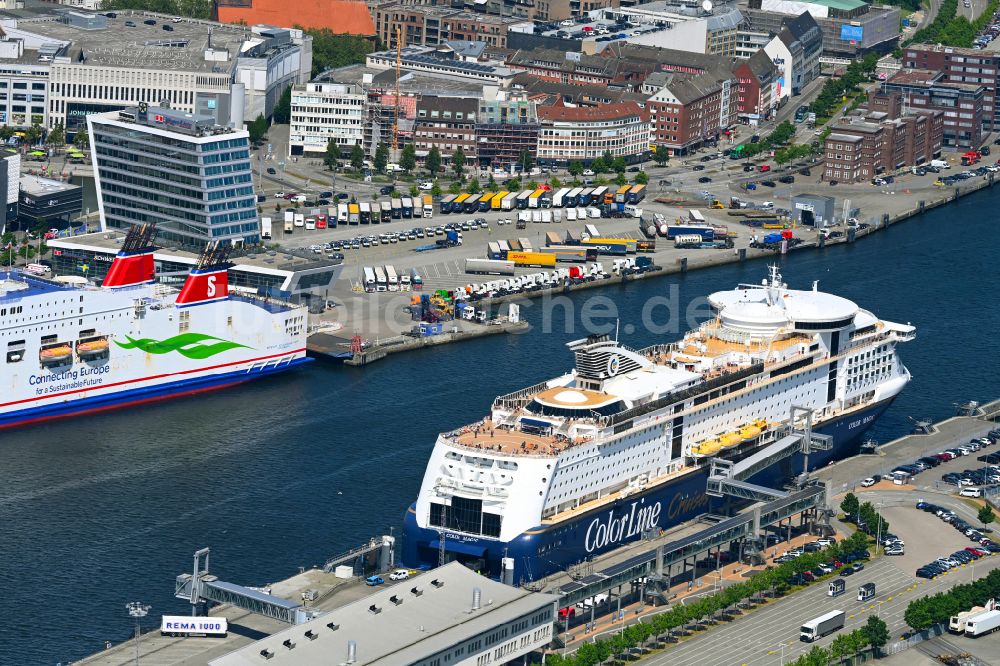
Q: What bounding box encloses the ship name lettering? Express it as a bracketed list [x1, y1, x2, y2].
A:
[584, 498, 662, 553]
[848, 415, 875, 430]
[667, 492, 709, 520]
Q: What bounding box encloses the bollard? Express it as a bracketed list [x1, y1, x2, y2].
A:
[679, 257, 688, 273]
[738, 248, 746, 262]
[847, 227, 856, 243]
[918, 200, 925, 214]
[818, 235, 825, 249]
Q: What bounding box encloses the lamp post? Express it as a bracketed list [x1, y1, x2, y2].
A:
[126, 601, 150, 666]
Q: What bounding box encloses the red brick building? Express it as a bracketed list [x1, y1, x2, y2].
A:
[823, 109, 943, 182]
[642, 69, 737, 154]
[733, 50, 777, 125]
[902, 44, 999, 133]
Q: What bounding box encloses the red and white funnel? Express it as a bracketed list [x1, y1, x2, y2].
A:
[101, 249, 155, 288]
[175, 266, 229, 307]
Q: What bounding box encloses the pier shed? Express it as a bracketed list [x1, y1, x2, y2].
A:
[790, 193, 836, 227]
[209, 561, 559, 666]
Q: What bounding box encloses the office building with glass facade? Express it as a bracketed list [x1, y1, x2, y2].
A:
[87, 105, 259, 248]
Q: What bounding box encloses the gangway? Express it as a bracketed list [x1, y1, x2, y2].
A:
[706, 406, 832, 502]
[322, 535, 395, 573]
[174, 548, 320, 625]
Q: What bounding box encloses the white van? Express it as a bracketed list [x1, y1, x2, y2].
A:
[960, 487, 982, 498]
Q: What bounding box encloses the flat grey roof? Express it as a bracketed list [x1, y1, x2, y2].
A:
[10, 11, 253, 72]
[209, 562, 559, 666]
[322, 63, 487, 96]
[19, 173, 80, 196]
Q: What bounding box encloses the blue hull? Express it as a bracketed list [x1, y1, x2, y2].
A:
[402, 399, 892, 585]
[0, 358, 312, 429]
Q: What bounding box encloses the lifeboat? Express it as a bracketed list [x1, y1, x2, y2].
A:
[739, 424, 762, 440]
[40, 345, 73, 364]
[719, 432, 742, 449]
[77, 338, 109, 357]
[694, 439, 722, 456]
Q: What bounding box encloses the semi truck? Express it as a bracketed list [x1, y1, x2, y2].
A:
[539, 246, 598, 262]
[347, 204, 359, 225]
[283, 211, 294, 233]
[391, 198, 402, 219]
[294, 212, 305, 228]
[800, 611, 845, 642]
[260, 217, 272, 239]
[440, 194, 458, 213]
[466, 258, 516, 275]
[584, 237, 637, 253]
[423, 195, 434, 218]
[385, 265, 399, 292]
[966, 610, 1000, 637]
[675, 234, 706, 249]
[950, 606, 986, 632]
[401, 197, 414, 218]
[553, 188, 570, 208]
[359, 202, 371, 224]
[381, 201, 392, 223]
[337, 203, 348, 224]
[666, 225, 714, 240]
[627, 184, 646, 203]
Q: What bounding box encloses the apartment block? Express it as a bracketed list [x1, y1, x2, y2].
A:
[535, 99, 649, 164]
[902, 44, 999, 132]
[823, 109, 942, 182]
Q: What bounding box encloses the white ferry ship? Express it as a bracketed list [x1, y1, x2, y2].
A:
[0, 224, 308, 428]
[402, 268, 915, 584]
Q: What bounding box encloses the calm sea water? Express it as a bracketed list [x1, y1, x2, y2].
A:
[1, 189, 995, 663]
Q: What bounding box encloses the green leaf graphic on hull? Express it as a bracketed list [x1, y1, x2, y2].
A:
[114, 333, 250, 359]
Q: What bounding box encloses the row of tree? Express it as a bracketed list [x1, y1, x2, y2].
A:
[99, 0, 212, 19]
[902, 0, 998, 48]
[809, 53, 880, 121]
[546, 530, 875, 666]
[905, 565, 1000, 630]
[737, 120, 797, 160]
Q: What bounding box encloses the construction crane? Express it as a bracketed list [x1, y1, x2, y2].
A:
[393, 25, 403, 153]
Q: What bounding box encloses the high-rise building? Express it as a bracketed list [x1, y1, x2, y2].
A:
[88, 105, 258, 248]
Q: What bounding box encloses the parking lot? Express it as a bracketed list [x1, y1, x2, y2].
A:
[880, 505, 983, 576]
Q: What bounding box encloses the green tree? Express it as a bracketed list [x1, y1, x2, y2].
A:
[486, 174, 498, 191]
[46, 122, 65, 147]
[525, 180, 538, 191]
[272, 86, 292, 124]
[550, 176, 562, 189]
[615, 172, 627, 187]
[25, 123, 43, 146]
[864, 615, 890, 656]
[612, 156, 626, 173]
[840, 493, 860, 521]
[591, 155, 608, 174]
[519, 149, 533, 173]
[568, 160, 584, 176]
[431, 180, 442, 197]
[829, 633, 851, 664]
[447, 180, 462, 195]
[73, 128, 90, 151]
[506, 177, 521, 191]
[248, 114, 268, 144]
[426, 146, 442, 177]
[452, 146, 466, 179]
[653, 148, 670, 166]
[350, 144, 365, 171]
[305, 29, 374, 77]
[467, 179, 481, 194]
[635, 171, 649, 185]
[408, 184, 419, 198]
[373, 143, 389, 174]
[979, 504, 996, 530]
[400, 143, 417, 173]
[324, 138, 341, 171]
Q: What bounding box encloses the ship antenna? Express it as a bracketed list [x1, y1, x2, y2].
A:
[615, 318, 620, 343]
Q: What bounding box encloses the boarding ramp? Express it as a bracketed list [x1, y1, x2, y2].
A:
[552, 485, 827, 610]
[174, 548, 319, 625]
[706, 407, 832, 502]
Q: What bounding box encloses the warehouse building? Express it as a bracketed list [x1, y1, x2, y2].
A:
[208, 562, 558, 666]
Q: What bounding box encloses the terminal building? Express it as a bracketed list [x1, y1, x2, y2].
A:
[208, 562, 558, 666]
[17, 174, 82, 230]
[47, 231, 342, 305]
[88, 105, 259, 248]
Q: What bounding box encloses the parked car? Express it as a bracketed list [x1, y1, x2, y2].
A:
[860, 477, 876, 487]
[365, 575, 385, 586]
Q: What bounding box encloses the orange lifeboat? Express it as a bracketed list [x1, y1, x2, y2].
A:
[77, 338, 109, 357]
[40, 345, 73, 364]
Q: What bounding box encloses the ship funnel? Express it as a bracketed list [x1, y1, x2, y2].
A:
[472, 587, 481, 610]
[175, 241, 232, 307]
[347, 640, 357, 663]
[101, 223, 157, 288]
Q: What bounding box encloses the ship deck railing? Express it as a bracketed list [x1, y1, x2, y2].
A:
[443, 419, 591, 457]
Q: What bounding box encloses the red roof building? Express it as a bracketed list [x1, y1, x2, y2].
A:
[536, 99, 650, 164]
[216, 0, 375, 36]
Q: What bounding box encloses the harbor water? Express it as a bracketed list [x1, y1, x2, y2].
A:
[1, 188, 996, 663]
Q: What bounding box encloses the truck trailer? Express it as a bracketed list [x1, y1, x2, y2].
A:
[466, 258, 516, 275]
[800, 611, 845, 642]
[950, 607, 986, 633]
[966, 610, 1000, 637]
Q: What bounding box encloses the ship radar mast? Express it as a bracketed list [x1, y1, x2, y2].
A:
[765, 264, 784, 305]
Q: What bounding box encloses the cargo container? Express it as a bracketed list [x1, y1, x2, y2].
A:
[423, 195, 434, 218]
[261, 217, 272, 239]
[359, 202, 371, 224]
[531, 210, 541, 223]
[580, 241, 628, 256]
[800, 611, 845, 642]
[466, 258, 516, 275]
[508, 239, 523, 252]
[585, 237, 637, 253]
[636, 240, 655, 252]
[592, 185, 609, 204]
[374, 266, 387, 292]
[966, 610, 1000, 637]
[578, 188, 594, 206]
[542, 210, 552, 223]
[487, 241, 505, 260]
[552, 209, 562, 223]
[476, 192, 493, 212]
[440, 194, 458, 213]
[453, 193, 470, 209]
[508, 251, 557, 267]
[564, 230, 582, 245]
[566, 208, 578, 221]
[689, 209, 706, 224]
[951, 607, 987, 632]
[587, 207, 602, 219]
[540, 245, 599, 262]
[545, 231, 563, 246]
[385, 265, 399, 292]
[492, 191, 509, 210]
[498, 240, 511, 253]
[294, 212, 305, 228]
[283, 211, 294, 233]
[627, 184, 646, 203]
[401, 197, 414, 218]
[577, 207, 589, 220]
[391, 198, 402, 219]
[565, 187, 583, 207]
[615, 185, 631, 203]
[518, 237, 532, 252]
[362, 266, 377, 292]
[552, 187, 571, 207]
[516, 190, 533, 209]
[624, 205, 643, 218]
[380, 201, 392, 223]
[585, 224, 600, 239]
[667, 225, 713, 240]
[501, 192, 519, 210]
